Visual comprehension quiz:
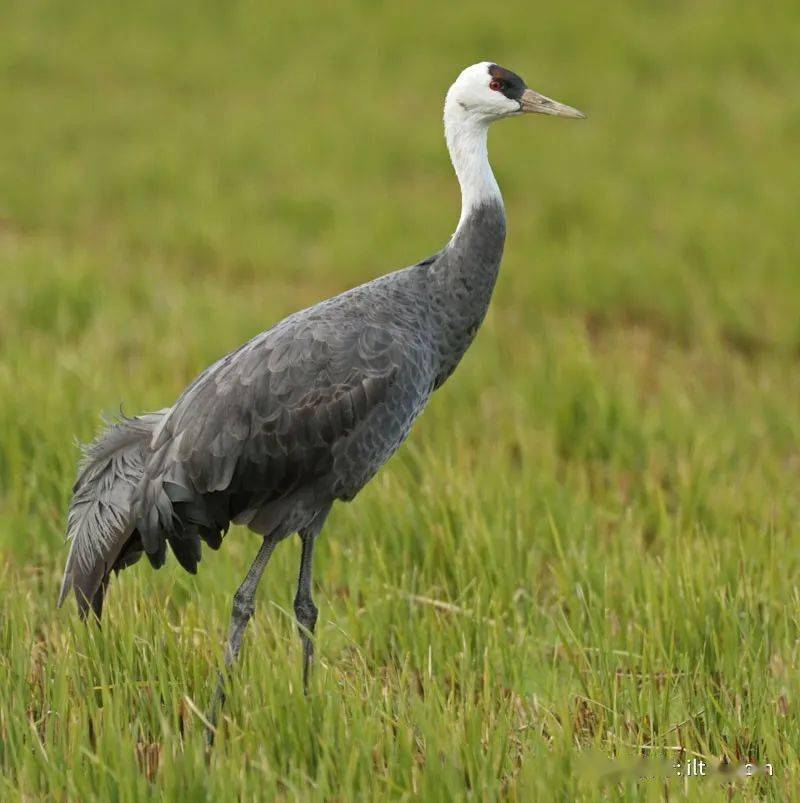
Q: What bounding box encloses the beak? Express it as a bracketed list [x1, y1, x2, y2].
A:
[519, 88, 586, 119]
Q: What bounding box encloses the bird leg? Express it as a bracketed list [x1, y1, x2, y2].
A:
[206, 535, 277, 746]
[294, 533, 318, 694]
[294, 506, 330, 694]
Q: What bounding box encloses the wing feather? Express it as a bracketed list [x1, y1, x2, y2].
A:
[133, 313, 404, 557]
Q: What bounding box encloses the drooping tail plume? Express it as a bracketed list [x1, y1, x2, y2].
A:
[58, 411, 166, 619]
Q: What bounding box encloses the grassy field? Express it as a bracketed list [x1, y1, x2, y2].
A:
[1, 0, 800, 799]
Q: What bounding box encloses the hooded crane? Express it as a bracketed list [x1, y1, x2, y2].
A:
[59, 62, 585, 732]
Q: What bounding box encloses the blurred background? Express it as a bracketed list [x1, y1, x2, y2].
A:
[1, 1, 799, 799]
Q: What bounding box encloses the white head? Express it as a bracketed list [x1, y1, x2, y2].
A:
[445, 62, 586, 124]
[444, 62, 586, 230]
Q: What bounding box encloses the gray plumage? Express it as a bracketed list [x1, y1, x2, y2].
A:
[58, 201, 505, 614]
[59, 411, 165, 617]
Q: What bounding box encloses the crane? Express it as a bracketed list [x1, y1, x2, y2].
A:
[58, 62, 585, 737]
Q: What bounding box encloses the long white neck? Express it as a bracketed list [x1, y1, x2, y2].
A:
[443, 98, 503, 237]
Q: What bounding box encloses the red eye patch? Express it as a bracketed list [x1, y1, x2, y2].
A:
[489, 79, 503, 91]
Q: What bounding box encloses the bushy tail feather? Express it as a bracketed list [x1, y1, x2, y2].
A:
[58, 411, 166, 618]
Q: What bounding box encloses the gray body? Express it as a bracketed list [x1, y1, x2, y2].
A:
[59, 200, 505, 616]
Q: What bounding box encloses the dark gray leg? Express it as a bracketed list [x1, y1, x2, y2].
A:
[206, 536, 277, 746]
[294, 506, 331, 694]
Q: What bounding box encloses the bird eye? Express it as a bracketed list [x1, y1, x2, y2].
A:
[489, 79, 503, 91]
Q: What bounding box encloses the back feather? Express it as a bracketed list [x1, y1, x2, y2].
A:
[58, 411, 165, 618]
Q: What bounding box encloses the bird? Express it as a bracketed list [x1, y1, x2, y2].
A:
[58, 62, 585, 733]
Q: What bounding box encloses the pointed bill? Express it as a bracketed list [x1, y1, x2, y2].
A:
[520, 88, 586, 119]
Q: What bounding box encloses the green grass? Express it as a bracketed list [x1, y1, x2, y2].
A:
[1, 0, 800, 799]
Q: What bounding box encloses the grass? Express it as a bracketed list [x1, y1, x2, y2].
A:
[1, 0, 799, 799]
